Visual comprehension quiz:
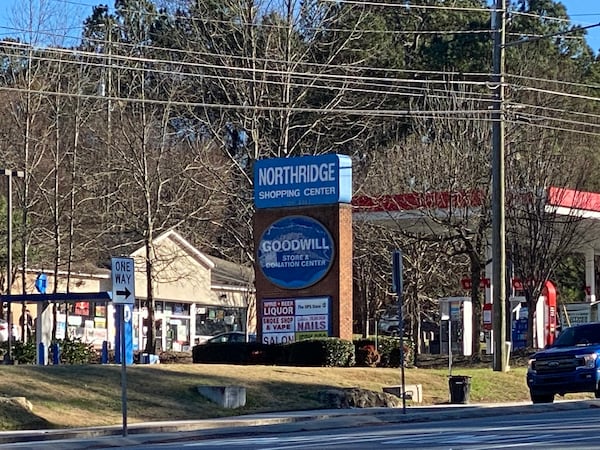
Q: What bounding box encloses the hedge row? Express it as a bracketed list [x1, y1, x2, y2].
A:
[0, 338, 97, 365]
[192, 336, 414, 367]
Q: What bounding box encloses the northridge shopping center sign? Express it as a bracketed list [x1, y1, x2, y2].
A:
[253, 154, 353, 344]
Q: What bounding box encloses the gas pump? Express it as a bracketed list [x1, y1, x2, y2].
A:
[534, 281, 557, 348]
[439, 297, 472, 356]
[510, 296, 528, 350]
[506, 281, 558, 350]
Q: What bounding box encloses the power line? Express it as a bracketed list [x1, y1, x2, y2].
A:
[0, 40, 494, 91]
[506, 73, 600, 92]
[507, 101, 600, 123]
[0, 1, 597, 137]
[0, 84, 496, 118]
[505, 21, 600, 47]
[320, 0, 491, 13]
[508, 84, 600, 104]
[505, 118, 600, 137]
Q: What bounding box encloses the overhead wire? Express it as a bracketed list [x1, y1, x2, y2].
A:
[3, 40, 598, 136]
[0, 39, 495, 92]
[505, 119, 600, 137]
[0, 0, 598, 139]
[506, 111, 600, 131]
[0, 83, 495, 118]
[6, 0, 592, 47]
[506, 101, 600, 123]
[0, 62, 495, 110]
[0, 26, 496, 81]
[0, 40, 592, 105]
[319, 0, 491, 13]
[506, 73, 600, 92]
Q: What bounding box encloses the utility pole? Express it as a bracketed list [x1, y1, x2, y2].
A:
[3, 169, 24, 363]
[491, 0, 508, 371]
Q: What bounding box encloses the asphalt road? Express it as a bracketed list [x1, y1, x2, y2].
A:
[119, 410, 600, 450]
[2, 400, 600, 449]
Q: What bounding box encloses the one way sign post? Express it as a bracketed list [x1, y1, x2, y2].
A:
[111, 257, 135, 304]
[111, 256, 135, 437]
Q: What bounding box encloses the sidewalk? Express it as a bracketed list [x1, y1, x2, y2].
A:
[0, 399, 597, 448]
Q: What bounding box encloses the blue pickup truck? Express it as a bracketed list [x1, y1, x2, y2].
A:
[527, 322, 600, 403]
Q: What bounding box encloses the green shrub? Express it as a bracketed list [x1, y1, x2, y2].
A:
[192, 338, 356, 367]
[192, 342, 282, 364]
[1, 339, 98, 365]
[12, 341, 37, 364]
[286, 338, 355, 367]
[54, 338, 97, 365]
[377, 336, 414, 368]
[0, 340, 37, 364]
[0, 341, 36, 364]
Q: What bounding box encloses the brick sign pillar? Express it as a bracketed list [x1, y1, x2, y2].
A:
[253, 155, 353, 344]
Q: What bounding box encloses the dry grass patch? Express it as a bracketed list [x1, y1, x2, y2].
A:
[0, 363, 591, 430]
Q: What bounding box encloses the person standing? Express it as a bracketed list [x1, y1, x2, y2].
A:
[19, 309, 33, 341]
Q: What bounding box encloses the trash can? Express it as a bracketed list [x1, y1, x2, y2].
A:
[448, 375, 471, 404]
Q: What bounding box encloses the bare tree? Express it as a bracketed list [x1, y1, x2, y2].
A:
[355, 80, 493, 355]
[505, 121, 597, 347]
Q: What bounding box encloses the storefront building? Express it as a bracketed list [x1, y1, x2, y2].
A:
[9, 230, 255, 352]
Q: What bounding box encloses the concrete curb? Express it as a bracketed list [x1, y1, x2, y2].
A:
[0, 400, 598, 447]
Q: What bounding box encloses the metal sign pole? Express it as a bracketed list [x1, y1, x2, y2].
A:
[392, 250, 406, 414]
[121, 304, 128, 437]
[448, 318, 453, 376]
[111, 257, 135, 438]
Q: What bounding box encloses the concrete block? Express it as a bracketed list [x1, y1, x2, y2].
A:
[197, 385, 246, 409]
[382, 384, 423, 403]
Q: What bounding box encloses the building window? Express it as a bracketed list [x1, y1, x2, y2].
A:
[195, 306, 244, 336]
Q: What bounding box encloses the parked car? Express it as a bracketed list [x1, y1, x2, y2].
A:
[0, 319, 8, 342]
[378, 315, 400, 336]
[0, 320, 22, 342]
[201, 331, 256, 344]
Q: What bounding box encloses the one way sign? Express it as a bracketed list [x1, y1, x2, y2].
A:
[111, 257, 135, 304]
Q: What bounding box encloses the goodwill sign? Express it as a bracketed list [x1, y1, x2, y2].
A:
[254, 154, 352, 209]
[258, 216, 334, 289]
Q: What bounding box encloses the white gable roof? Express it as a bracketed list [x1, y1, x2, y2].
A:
[129, 229, 215, 270]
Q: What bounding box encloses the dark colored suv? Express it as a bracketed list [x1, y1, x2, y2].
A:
[527, 322, 600, 403]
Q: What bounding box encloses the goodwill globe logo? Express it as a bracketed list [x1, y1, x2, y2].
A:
[258, 216, 335, 289]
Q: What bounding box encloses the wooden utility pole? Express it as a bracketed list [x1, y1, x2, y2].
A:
[491, 0, 508, 371]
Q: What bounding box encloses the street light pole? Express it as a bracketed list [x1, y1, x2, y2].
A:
[3, 169, 24, 363]
[491, 0, 508, 371]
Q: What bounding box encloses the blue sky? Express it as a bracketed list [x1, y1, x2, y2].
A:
[0, 1, 598, 53]
[0, 0, 99, 45]
[561, 0, 600, 53]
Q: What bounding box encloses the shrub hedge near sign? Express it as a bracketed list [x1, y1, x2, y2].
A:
[191, 336, 414, 368]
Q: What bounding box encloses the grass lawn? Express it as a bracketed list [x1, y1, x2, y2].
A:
[2, 361, 593, 431]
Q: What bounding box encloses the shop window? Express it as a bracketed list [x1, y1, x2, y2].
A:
[195, 306, 244, 336]
[95, 305, 106, 318]
[172, 303, 189, 315]
[75, 302, 89, 316]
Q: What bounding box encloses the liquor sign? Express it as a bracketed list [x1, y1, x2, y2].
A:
[254, 154, 352, 209]
[258, 216, 334, 289]
[261, 296, 331, 344]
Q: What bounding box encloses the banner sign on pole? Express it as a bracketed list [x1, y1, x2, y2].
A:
[392, 250, 403, 294]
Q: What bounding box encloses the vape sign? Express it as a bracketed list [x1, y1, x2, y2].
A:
[258, 216, 334, 289]
[261, 297, 331, 344]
